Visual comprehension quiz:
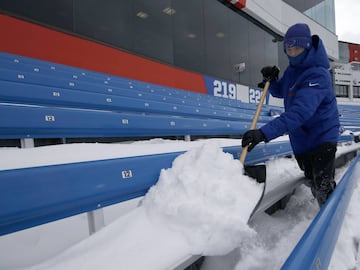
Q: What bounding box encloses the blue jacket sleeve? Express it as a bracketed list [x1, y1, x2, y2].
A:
[260, 72, 329, 141]
[267, 79, 284, 98]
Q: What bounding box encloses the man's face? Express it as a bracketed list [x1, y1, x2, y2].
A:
[286, 46, 305, 57]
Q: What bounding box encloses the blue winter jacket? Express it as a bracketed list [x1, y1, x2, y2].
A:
[260, 35, 340, 154]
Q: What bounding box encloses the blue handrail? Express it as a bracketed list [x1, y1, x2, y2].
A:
[281, 153, 360, 270]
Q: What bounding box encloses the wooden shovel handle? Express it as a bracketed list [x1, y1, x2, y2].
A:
[240, 80, 271, 164]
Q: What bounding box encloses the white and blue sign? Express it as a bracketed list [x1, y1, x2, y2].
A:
[204, 76, 269, 104]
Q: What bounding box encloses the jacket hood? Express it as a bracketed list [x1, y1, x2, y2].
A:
[289, 35, 330, 70]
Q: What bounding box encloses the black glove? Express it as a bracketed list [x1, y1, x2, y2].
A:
[257, 81, 266, 88]
[261, 66, 280, 81]
[241, 129, 266, 152]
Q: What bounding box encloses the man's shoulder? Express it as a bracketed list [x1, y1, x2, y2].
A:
[301, 66, 331, 87]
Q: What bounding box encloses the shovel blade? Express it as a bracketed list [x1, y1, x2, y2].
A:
[244, 165, 266, 183]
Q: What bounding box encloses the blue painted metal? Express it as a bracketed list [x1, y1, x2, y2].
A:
[0, 52, 273, 115]
[1, 51, 360, 130]
[338, 134, 354, 143]
[0, 51, 274, 140]
[1, 134, 348, 237]
[281, 153, 360, 270]
[338, 105, 360, 132]
[0, 103, 254, 139]
[0, 80, 267, 123]
[0, 52, 246, 108]
[225, 141, 293, 165]
[0, 141, 293, 236]
[0, 152, 177, 236]
[0, 50, 358, 245]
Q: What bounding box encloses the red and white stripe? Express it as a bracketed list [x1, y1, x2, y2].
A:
[227, 0, 246, 9]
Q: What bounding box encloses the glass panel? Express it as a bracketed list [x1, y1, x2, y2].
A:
[335, 85, 349, 97]
[74, 0, 133, 50]
[228, 9, 250, 84]
[203, 1, 231, 80]
[132, 0, 173, 63]
[353, 86, 360, 98]
[338, 42, 350, 63]
[228, 9, 279, 87]
[202, 1, 279, 87]
[0, 0, 73, 30]
[304, 0, 335, 33]
[172, 0, 205, 73]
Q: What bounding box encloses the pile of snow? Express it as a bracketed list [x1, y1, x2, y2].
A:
[3, 139, 358, 270]
[11, 141, 263, 270]
[143, 142, 263, 255]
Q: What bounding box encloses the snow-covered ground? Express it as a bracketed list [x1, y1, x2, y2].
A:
[0, 138, 359, 270]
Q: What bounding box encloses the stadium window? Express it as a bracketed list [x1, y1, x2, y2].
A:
[353, 86, 360, 98]
[335, 85, 349, 98]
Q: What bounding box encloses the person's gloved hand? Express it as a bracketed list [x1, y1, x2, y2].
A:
[241, 129, 266, 152]
[258, 66, 280, 88]
[261, 66, 280, 81]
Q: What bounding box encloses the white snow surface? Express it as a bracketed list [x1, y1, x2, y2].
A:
[0, 138, 360, 270]
[143, 143, 262, 256]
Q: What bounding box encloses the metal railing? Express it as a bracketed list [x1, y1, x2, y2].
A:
[281, 153, 360, 270]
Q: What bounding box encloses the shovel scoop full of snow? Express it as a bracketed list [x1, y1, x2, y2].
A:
[143, 142, 264, 256]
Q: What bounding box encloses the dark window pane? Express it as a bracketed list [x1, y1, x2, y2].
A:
[354, 86, 360, 98]
[132, 0, 173, 63]
[203, 1, 231, 80]
[335, 85, 349, 97]
[74, 0, 133, 50]
[172, 0, 205, 73]
[228, 11, 250, 84]
[0, 0, 73, 31]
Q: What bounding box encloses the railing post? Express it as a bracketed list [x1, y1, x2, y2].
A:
[87, 208, 105, 235]
[21, 138, 34, 148]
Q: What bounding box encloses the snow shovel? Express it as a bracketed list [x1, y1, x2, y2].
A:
[239, 80, 270, 183]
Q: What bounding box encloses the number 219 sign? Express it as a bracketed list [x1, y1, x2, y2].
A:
[204, 76, 266, 104]
[213, 80, 236, 99]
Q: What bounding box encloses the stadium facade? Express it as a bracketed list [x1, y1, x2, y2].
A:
[0, 0, 343, 105]
[333, 41, 360, 102]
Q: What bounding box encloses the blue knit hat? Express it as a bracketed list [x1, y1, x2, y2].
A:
[284, 23, 312, 51]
